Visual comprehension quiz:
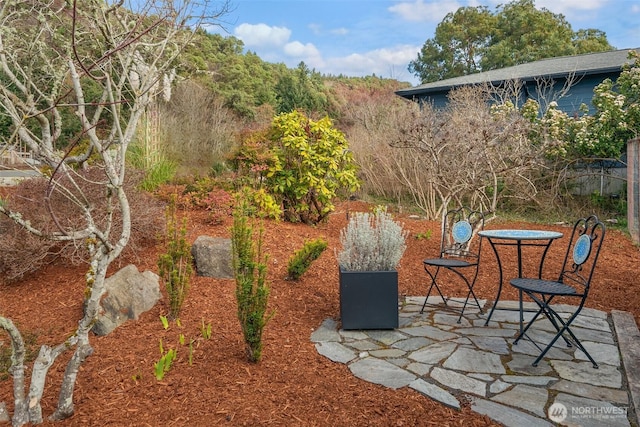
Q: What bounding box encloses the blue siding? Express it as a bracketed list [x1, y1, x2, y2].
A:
[414, 92, 449, 109]
[412, 71, 621, 116]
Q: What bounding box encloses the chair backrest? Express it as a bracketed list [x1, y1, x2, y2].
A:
[440, 206, 485, 260]
[558, 215, 606, 293]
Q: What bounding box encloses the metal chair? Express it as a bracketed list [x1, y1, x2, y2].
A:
[510, 215, 606, 368]
[421, 206, 485, 323]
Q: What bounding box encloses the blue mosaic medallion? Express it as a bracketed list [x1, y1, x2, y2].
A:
[573, 234, 591, 265]
[452, 220, 472, 243]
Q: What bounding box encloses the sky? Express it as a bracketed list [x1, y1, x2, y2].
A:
[209, 0, 640, 86]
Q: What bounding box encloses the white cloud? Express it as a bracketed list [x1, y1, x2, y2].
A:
[388, 0, 609, 23]
[308, 23, 348, 37]
[234, 23, 291, 48]
[283, 41, 324, 68]
[326, 45, 421, 84]
[388, 0, 462, 23]
[308, 23, 322, 35]
[536, 0, 608, 14]
[284, 41, 320, 58]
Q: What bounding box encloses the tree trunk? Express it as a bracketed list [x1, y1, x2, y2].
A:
[0, 318, 27, 427]
[51, 250, 108, 421]
[27, 343, 69, 423]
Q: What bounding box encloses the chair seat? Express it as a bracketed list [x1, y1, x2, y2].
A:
[423, 258, 474, 268]
[509, 215, 604, 368]
[510, 278, 578, 296]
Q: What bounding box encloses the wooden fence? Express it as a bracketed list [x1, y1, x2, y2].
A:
[628, 138, 640, 245]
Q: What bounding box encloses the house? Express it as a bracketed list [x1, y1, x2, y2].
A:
[396, 48, 639, 198]
[395, 48, 639, 115]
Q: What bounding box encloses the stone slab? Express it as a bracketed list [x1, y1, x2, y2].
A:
[550, 380, 629, 405]
[551, 360, 622, 388]
[410, 378, 460, 409]
[310, 318, 341, 342]
[443, 347, 505, 374]
[314, 342, 356, 364]
[431, 367, 486, 396]
[349, 358, 416, 389]
[491, 384, 548, 417]
[611, 309, 640, 427]
[408, 341, 457, 364]
[470, 397, 554, 427]
[312, 299, 637, 427]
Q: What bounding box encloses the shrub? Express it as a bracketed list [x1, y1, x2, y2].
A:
[337, 209, 408, 271]
[202, 189, 234, 225]
[231, 195, 273, 363]
[0, 168, 163, 283]
[286, 238, 328, 280]
[157, 196, 193, 319]
[232, 111, 360, 224]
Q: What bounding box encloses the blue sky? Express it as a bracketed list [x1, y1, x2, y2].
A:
[210, 0, 640, 85]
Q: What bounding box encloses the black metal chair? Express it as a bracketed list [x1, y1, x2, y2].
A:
[421, 206, 485, 323]
[510, 215, 606, 368]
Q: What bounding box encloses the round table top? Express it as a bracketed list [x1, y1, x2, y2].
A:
[478, 229, 563, 240]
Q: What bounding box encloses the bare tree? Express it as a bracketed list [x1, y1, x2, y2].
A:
[392, 86, 547, 218]
[0, 1, 228, 425]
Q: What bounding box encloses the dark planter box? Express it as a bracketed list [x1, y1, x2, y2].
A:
[339, 267, 399, 330]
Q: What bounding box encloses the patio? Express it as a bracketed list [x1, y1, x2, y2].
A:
[313, 296, 639, 427]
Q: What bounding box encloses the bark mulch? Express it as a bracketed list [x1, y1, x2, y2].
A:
[1, 200, 638, 426]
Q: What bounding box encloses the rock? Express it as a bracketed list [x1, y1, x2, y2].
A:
[92, 265, 161, 336]
[191, 236, 234, 279]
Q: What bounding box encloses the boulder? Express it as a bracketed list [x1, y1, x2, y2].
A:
[191, 236, 234, 279]
[92, 265, 161, 336]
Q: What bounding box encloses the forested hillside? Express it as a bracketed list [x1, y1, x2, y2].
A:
[177, 29, 409, 121]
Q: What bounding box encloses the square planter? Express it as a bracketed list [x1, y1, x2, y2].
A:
[339, 267, 399, 330]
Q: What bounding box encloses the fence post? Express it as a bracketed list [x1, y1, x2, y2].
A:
[628, 138, 640, 245]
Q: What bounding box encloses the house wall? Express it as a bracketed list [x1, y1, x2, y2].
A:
[415, 71, 620, 115]
[415, 92, 449, 109]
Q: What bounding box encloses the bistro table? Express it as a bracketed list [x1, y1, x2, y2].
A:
[478, 229, 563, 325]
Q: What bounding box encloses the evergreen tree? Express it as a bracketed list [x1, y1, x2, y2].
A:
[409, 0, 613, 84]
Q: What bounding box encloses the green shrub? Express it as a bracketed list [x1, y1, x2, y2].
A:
[231, 195, 273, 363]
[157, 196, 193, 319]
[286, 238, 328, 280]
[232, 111, 360, 224]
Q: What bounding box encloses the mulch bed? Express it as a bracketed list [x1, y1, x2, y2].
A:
[1, 199, 638, 426]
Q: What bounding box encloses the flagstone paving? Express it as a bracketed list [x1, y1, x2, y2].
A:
[311, 296, 639, 427]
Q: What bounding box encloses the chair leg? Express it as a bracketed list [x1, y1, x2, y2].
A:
[422, 265, 483, 323]
[532, 310, 599, 369]
[515, 292, 598, 368]
[449, 268, 483, 323]
[421, 267, 447, 313]
[514, 292, 571, 345]
[526, 293, 573, 348]
[513, 306, 543, 345]
[514, 291, 550, 344]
